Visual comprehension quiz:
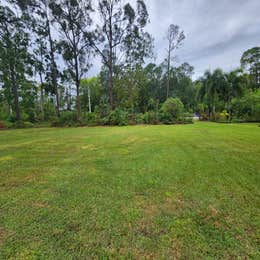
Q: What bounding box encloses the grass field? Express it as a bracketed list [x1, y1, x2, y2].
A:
[0, 122, 259, 259]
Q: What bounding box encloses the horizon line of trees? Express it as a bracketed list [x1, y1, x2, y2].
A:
[0, 0, 259, 127]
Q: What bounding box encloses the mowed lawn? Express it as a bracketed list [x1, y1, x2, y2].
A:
[0, 123, 259, 259]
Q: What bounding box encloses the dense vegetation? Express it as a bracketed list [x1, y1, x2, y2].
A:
[0, 1, 259, 128]
[0, 123, 259, 258]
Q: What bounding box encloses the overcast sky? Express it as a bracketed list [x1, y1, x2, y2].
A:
[89, 0, 260, 79]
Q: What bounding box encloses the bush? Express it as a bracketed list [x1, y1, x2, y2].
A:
[128, 113, 138, 125]
[199, 112, 209, 121]
[178, 117, 194, 124]
[147, 98, 158, 111]
[136, 113, 145, 124]
[105, 109, 128, 126]
[161, 98, 184, 120]
[7, 114, 17, 123]
[50, 118, 60, 127]
[0, 121, 15, 129]
[0, 107, 9, 121]
[183, 112, 193, 118]
[127, 113, 145, 125]
[215, 110, 230, 123]
[13, 121, 34, 128]
[143, 111, 159, 124]
[51, 111, 79, 127]
[0, 121, 5, 129]
[160, 98, 184, 123]
[82, 112, 98, 126]
[21, 110, 36, 123]
[60, 111, 78, 125]
[231, 118, 246, 123]
[159, 111, 173, 124]
[231, 90, 260, 122]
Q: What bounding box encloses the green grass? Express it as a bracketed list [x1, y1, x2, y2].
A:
[0, 122, 259, 259]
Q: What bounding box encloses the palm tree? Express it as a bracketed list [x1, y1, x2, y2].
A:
[222, 69, 244, 114]
[198, 69, 225, 119]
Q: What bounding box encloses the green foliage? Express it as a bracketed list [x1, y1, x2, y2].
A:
[231, 90, 260, 121]
[215, 110, 230, 123]
[104, 109, 129, 126]
[241, 47, 260, 90]
[80, 77, 102, 112]
[161, 97, 184, 121]
[0, 121, 6, 129]
[43, 101, 57, 121]
[0, 4, 32, 121]
[158, 111, 173, 124]
[51, 111, 78, 127]
[60, 111, 78, 125]
[12, 121, 34, 128]
[82, 112, 99, 126]
[0, 0, 258, 127]
[143, 111, 159, 124]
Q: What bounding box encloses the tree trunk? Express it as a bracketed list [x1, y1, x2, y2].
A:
[227, 98, 230, 114]
[66, 87, 72, 111]
[108, 64, 113, 108]
[10, 64, 20, 121]
[73, 48, 81, 121]
[227, 96, 231, 121]
[166, 49, 171, 100]
[213, 104, 216, 121]
[88, 86, 91, 113]
[108, 9, 113, 109]
[76, 80, 81, 121]
[39, 72, 44, 119]
[46, 7, 60, 117]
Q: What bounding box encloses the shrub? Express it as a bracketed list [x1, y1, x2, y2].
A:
[128, 113, 138, 125]
[147, 98, 158, 111]
[50, 118, 61, 127]
[159, 111, 173, 124]
[21, 110, 36, 123]
[160, 98, 184, 123]
[183, 112, 193, 118]
[136, 113, 145, 124]
[105, 109, 128, 126]
[215, 110, 230, 123]
[199, 113, 208, 121]
[127, 113, 147, 125]
[231, 118, 246, 123]
[0, 121, 5, 129]
[143, 111, 159, 124]
[13, 121, 34, 128]
[231, 90, 260, 122]
[51, 111, 78, 127]
[178, 117, 194, 124]
[7, 114, 17, 123]
[60, 111, 78, 125]
[0, 121, 14, 129]
[82, 112, 98, 126]
[0, 107, 9, 121]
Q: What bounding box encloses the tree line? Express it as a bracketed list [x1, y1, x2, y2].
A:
[0, 0, 259, 127]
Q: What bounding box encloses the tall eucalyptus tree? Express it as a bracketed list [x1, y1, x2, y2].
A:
[0, 3, 32, 120]
[241, 47, 260, 90]
[50, 0, 93, 120]
[89, 0, 151, 108]
[14, 0, 61, 117]
[165, 24, 185, 99]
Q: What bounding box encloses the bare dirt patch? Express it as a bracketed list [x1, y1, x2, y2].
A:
[0, 227, 7, 246]
[32, 202, 49, 208]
